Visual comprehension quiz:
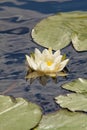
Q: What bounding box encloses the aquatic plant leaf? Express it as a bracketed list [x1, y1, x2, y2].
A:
[62, 78, 87, 93]
[55, 78, 87, 112]
[32, 15, 71, 50]
[32, 11, 87, 51]
[0, 95, 42, 130]
[55, 93, 87, 112]
[71, 31, 87, 51]
[36, 109, 87, 130]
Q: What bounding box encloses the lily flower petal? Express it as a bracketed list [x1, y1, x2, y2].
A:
[26, 55, 37, 70]
[42, 48, 53, 57]
[57, 59, 69, 72]
[34, 48, 42, 64]
[54, 50, 60, 58]
[54, 55, 62, 64]
[35, 48, 42, 58]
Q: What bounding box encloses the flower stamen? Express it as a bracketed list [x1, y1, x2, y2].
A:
[46, 60, 53, 66]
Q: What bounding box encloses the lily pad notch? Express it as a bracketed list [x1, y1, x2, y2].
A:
[32, 11, 87, 51]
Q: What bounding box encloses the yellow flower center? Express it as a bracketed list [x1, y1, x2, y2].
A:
[46, 60, 53, 66]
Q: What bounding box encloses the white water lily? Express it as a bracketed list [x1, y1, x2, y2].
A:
[25, 48, 69, 78]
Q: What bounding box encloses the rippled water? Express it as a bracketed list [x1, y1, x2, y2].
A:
[0, 0, 87, 114]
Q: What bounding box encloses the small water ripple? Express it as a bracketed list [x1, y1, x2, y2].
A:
[0, 0, 87, 114]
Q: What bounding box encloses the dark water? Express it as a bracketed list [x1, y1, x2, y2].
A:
[0, 0, 87, 114]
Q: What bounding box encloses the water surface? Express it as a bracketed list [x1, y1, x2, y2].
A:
[0, 0, 87, 114]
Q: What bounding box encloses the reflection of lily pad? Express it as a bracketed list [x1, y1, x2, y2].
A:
[62, 78, 87, 93]
[0, 95, 42, 130]
[32, 11, 87, 51]
[36, 109, 87, 130]
[55, 93, 87, 112]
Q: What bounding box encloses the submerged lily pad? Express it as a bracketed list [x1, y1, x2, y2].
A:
[0, 95, 42, 130]
[62, 78, 87, 93]
[36, 109, 87, 130]
[55, 93, 87, 112]
[32, 11, 87, 51]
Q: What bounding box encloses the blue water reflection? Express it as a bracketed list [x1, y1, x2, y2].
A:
[0, 0, 87, 13]
[0, 27, 29, 35]
[0, 0, 87, 114]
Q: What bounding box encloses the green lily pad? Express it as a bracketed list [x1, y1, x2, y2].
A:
[32, 11, 87, 51]
[55, 93, 87, 112]
[0, 95, 42, 130]
[55, 78, 87, 112]
[36, 109, 87, 130]
[62, 78, 87, 93]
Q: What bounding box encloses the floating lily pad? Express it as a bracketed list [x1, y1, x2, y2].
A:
[32, 11, 87, 51]
[55, 93, 87, 112]
[62, 78, 87, 93]
[36, 109, 87, 130]
[0, 95, 42, 130]
[55, 78, 87, 112]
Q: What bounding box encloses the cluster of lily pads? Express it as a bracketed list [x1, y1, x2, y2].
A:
[1, 11, 87, 130]
[1, 78, 87, 130]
